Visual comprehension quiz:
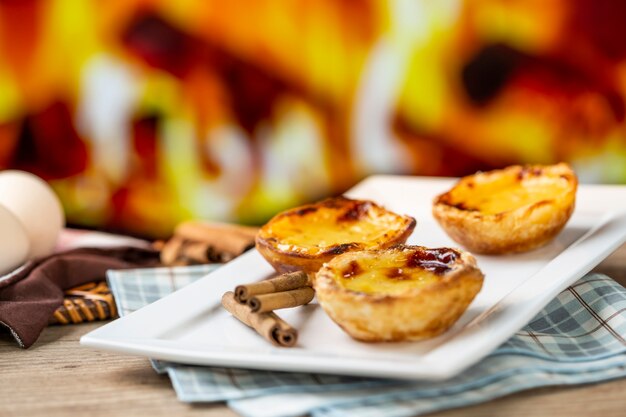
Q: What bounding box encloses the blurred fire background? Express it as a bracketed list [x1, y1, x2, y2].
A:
[1, 0, 625, 237]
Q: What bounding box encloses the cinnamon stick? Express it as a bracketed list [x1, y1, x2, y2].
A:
[248, 287, 315, 313]
[179, 241, 218, 263]
[175, 221, 258, 256]
[235, 271, 310, 303]
[222, 292, 297, 347]
[160, 235, 185, 265]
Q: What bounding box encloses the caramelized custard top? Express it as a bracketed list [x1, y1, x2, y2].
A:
[261, 197, 415, 255]
[334, 247, 459, 296]
[441, 167, 572, 215]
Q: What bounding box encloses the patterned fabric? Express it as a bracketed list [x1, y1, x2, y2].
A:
[107, 267, 626, 417]
[501, 274, 626, 360]
[108, 264, 211, 315]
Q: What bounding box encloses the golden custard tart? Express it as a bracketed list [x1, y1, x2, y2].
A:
[256, 197, 416, 275]
[314, 245, 484, 342]
[432, 163, 578, 255]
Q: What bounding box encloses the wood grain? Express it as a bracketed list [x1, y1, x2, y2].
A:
[1, 244, 625, 417]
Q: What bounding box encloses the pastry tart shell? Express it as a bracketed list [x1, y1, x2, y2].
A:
[313, 245, 484, 342]
[432, 163, 577, 254]
[256, 197, 416, 275]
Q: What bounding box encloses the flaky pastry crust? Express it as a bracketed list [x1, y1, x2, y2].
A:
[432, 163, 577, 254]
[256, 197, 416, 274]
[313, 245, 484, 342]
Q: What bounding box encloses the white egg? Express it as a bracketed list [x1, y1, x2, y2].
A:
[0, 203, 30, 275]
[0, 171, 65, 258]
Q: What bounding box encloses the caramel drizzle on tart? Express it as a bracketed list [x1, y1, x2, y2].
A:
[406, 247, 459, 275]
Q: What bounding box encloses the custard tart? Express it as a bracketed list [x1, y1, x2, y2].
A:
[314, 245, 484, 342]
[256, 197, 416, 274]
[432, 163, 577, 254]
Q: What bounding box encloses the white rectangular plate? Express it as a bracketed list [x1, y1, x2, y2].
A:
[81, 176, 626, 380]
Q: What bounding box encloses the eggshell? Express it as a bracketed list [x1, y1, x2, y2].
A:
[0, 171, 65, 258]
[0, 203, 30, 275]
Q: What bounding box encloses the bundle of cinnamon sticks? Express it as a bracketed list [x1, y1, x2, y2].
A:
[159, 221, 258, 265]
[222, 271, 314, 347]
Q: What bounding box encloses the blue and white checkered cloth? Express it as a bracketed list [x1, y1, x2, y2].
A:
[107, 266, 626, 417]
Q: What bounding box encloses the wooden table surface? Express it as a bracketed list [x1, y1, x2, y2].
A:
[1, 245, 625, 417]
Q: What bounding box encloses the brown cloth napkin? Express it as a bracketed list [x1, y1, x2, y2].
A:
[0, 246, 160, 348]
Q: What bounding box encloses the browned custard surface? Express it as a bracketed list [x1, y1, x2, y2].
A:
[439, 166, 572, 215]
[260, 197, 415, 256]
[432, 163, 578, 254]
[334, 247, 459, 296]
[313, 245, 484, 342]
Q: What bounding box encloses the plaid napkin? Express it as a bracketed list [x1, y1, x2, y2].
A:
[107, 267, 626, 417]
